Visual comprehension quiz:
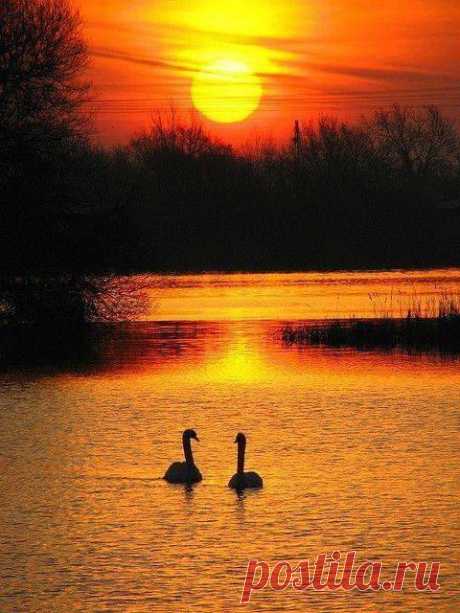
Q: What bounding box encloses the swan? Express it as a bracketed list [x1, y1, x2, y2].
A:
[228, 432, 263, 490]
[164, 429, 203, 484]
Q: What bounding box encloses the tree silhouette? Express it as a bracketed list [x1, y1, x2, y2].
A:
[0, 0, 89, 145]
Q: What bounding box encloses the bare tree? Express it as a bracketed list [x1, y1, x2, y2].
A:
[0, 275, 149, 325]
[131, 112, 232, 163]
[370, 105, 459, 177]
[0, 0, 89, 144]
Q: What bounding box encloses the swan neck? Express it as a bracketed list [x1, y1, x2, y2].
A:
[183, 434, 194, 465]
[237, 439, 246, 474]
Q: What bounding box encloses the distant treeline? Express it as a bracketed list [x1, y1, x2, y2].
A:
[2, 106, 460, 273]
[1, 1, 460, 275]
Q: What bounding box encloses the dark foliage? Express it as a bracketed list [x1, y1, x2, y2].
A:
[3, 106, 460, 275]
[1, 3, 460, 279]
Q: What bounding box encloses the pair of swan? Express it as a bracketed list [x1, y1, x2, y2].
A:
[164, 429, 263, 490]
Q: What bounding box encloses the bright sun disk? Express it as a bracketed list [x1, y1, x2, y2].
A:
[191, 59, 262, 124]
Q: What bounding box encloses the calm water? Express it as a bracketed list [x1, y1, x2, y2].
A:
[0, 270, 459, 612]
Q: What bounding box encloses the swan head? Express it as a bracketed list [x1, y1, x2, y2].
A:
[234, 432, 246, 445]
[184, 429, 199, 442]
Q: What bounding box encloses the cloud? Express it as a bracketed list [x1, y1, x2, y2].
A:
[263, 54, 456, 85]
[303, 63, 453, 84]
[90, 47, 198, 75]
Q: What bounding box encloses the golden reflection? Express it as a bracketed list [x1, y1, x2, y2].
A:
[147, 270, 460, 322]
[1, 273, 459, 613]
[202, 330, 270, 383]
[2, 275, 460, 613]
[58, 319, 460, 388]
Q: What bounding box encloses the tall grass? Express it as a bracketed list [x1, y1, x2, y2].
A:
[282, 293, 460, 352]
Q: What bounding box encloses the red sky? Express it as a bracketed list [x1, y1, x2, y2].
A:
[78, 0, 460, 146]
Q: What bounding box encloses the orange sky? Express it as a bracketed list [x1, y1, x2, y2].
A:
[78, 0, 460, 145]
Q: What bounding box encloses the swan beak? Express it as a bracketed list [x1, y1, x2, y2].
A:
[195, 435, 200, 442]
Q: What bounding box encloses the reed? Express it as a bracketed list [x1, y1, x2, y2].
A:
[282, 293, 460, 352]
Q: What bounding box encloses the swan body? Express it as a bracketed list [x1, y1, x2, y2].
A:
[164, 429, 202, 484]
[164, 462, 202, 484]
[228, 433, 263, 490]
[228, 471, 263, 490]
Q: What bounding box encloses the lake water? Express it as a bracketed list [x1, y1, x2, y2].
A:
[0, 270, 459, 612]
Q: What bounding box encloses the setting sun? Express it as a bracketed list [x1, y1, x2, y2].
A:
[191, 59, 263, 124]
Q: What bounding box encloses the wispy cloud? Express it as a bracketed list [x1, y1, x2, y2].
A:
[296, 63, 455, 84]
[90, 46, 197, 75]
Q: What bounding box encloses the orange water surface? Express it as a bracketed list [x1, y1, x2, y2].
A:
[0, 270, 458, 612]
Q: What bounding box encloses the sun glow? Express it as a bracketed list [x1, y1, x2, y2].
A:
[191, 58, 262, 124]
